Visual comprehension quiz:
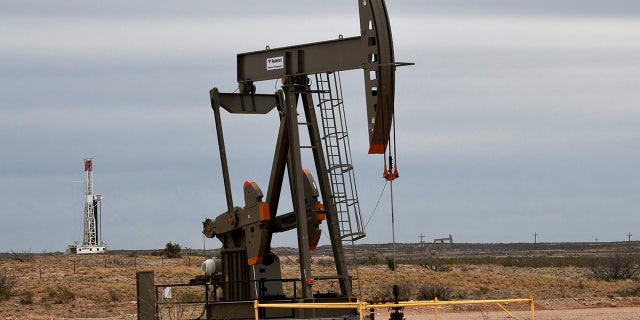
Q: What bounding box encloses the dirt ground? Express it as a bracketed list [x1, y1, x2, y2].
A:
[3, 302, 639, 319]
[365, 296, 640, 320]
[397, 305, 640, 320]
[3, 301, 640, 319]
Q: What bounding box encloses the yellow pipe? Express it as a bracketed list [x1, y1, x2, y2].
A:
[254, 300, 259, 320]
[434, 297, 438, 320]
[496, 303, 515, 318]
[257, 298, 532, 310]
[368, 298, 532, 308]
[530, 296, 535, 320]
[257, 302, 361, 309]
[254, 297, 536, 320]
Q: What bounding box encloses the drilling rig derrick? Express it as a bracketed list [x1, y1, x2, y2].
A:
[67, 158, 107, 255]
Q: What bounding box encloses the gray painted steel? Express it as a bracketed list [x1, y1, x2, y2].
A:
[237, 37, 363, 82]
[136, 271, 155, 320]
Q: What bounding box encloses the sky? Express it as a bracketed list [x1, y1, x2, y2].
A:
[1, 0, 639, 253]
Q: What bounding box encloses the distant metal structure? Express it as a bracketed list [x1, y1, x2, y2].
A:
[433, 234, 453, 245]
[433, 234, 453, 258]
[67, 158, 107, 254]
[418, 233, 426, 247]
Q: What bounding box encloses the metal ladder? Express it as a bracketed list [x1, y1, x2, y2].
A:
[314, 72, 366, 241]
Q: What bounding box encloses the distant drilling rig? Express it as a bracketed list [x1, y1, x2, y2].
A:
[67, 158, 107, 254]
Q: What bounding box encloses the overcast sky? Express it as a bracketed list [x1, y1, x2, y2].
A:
[1, 1, 639, 253]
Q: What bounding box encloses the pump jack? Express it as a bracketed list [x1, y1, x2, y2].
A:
[198, 0, 410, 319]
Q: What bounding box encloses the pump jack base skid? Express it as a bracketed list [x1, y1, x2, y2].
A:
[206, 298, 361, 320]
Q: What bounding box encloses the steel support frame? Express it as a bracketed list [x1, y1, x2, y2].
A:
[209, 84, 352, 299]
[281, 83, 315, 299]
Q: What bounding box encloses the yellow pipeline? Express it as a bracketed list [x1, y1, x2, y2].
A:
[254, 296, 535, 320]
[256, 301, 365, 320]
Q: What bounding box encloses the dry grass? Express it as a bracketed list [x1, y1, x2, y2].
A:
[0, 254, 205, 318]
[350, 264, 637, 302]
[1, 253, 639, 318]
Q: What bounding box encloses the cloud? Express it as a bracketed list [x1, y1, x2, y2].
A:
[1, 1, 640, 251]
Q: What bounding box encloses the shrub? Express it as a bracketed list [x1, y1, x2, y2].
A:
[364, 253, 381, 265]
[19, 290, 34, 304]
[179, 290, 202, 303]
[0, 272, 15, 301]
[386, 257, 396, 271]
[617, 286, 640, 297]
[46, 285, 76, 304]
[591, 255, 640, 281]
[162, 242, 182, 258]
[421, 252, 451, 272]
[108, 289, 119, 302]
[416, 285, 452, 301]
[10, 249, 34, 262]
[455, 255, 594, 268]
[316, 258, 334, 267]
[476, 286, 490, 296]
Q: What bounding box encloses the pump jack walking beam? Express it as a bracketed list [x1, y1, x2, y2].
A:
[235, 0, 410, 154]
